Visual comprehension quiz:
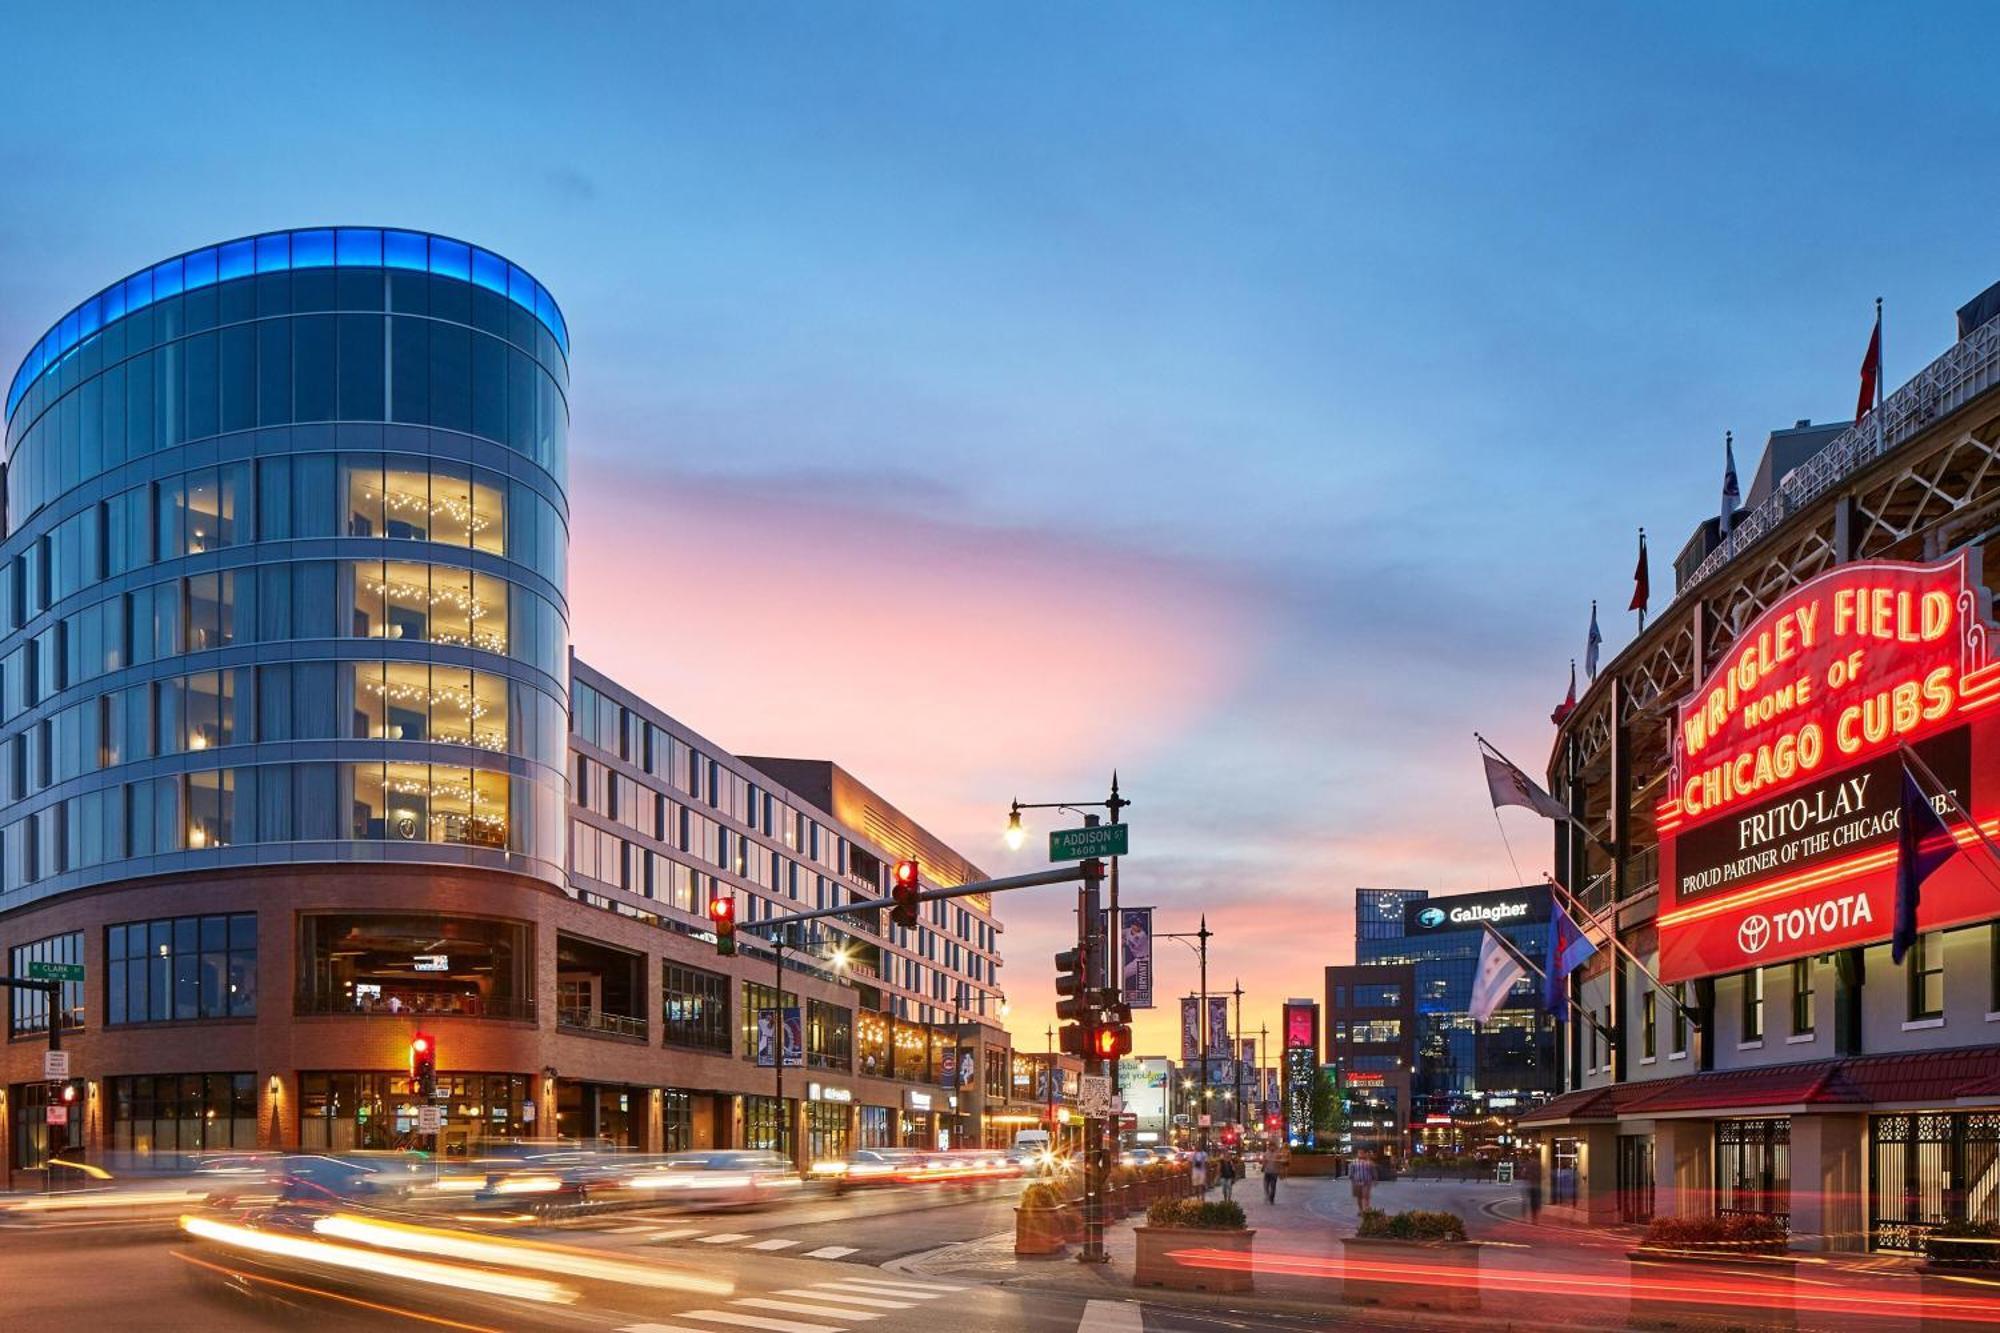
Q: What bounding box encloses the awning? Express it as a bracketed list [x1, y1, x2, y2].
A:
[1520, 1046, 2000, 1124]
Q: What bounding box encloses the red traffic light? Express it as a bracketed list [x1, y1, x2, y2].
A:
[59, 1081, 78, 1104]
[890, 858, 920, 929]
[707, 892, 734, 923]
[893, 859, 918, 888]
[1093, 1027, 1119, 1057]
[411, 1035, 432, 1056]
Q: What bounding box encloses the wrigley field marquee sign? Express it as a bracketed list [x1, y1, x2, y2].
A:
[1657, 554, 2000, 980]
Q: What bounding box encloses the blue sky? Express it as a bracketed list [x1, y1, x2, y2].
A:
[4, 1, 1998, 1047]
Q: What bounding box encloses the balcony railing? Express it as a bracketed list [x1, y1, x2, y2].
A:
[295, 991, 536, 1022]
[1678, 316, 2000, 602]
[557, 1007, 649, 1040]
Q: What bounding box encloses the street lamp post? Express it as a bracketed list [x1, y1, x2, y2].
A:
[1233, 979, 1245, 1142]
[1158, 918, 1213, 1151]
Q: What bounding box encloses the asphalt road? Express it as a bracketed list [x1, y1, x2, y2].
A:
[0, 1180, 1366, 1333]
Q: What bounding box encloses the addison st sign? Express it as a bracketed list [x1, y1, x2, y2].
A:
[1657, 555, 2000, 981]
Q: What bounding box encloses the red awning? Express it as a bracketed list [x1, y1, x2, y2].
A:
[1621, 1060, 1846, 1114]
[1517, 1084, 1626, 1126]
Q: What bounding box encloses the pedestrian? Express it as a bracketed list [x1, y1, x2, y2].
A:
[1191, 1147, 1208, 1197]
[1520, 1151, 1542, 1223]
[1261, 1140, 1282, 1204]
[1349, 1150, 1377, 1214]
[1218, 1151, 1237, 1203]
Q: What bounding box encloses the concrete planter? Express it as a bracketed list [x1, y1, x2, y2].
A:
[1340, 1237, 1481, 1312]
[1286, 1153, 1343, 1177]
[1625, 1250, 1797, 1332]
[1133, 1225, 1255, 1293]
[1013, 1206, 1068, 1258]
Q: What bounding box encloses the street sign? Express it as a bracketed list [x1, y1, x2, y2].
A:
[45, 1105, 68, 1126]
[417, 1105, 443, 1133]
[27, 961, 83, 983]
[1079, 1074, 1112, 1117]
[42, 1050, 69, 1080]
[1049, 824, 1128, 862]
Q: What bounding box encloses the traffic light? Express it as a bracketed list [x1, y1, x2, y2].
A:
[890, 858, 920, 930]
[1092, 1021, 1131, 1060]
[709, 888, 736, 955]
[1265, 1113, 1283, 1135]
[410, 1032, 437, 1097]
[58, 1080, 79, 1106]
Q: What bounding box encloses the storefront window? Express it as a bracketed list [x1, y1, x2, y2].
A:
[299, 1071, 530, 1155]
[1716, 1118, 1790, 1222]
[856, 1011, 890, 1079]
[349, 761, 508, 848]
[807, 999, 851, 1071]
[107, 1073, 256, 1157]
[858, 1105, 892, 1149]
[807, 1101, 849, 1162]
[661, 1089, 695, 1152]
[297, 913, 530, 1019]
[744, 1095, 792, 1155]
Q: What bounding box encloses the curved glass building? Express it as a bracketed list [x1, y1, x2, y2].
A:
[0, 229, 1017, 1180]
[0, 228, 570, 901]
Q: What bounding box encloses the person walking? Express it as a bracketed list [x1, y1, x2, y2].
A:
[1261, 1140, 1283, 1204]
[1349, 1150, 1378, 1214]
[1191, 1146, 1209, 1197]
[1218, 1150, 1237, 1203]
[1520, 1151, 1543, 1223]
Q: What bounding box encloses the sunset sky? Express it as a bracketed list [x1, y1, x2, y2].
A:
[6, 2, 2000, 1055]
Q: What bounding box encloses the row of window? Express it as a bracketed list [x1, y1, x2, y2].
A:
[10, 307, 567, 523]
[13, 661, 563, 803]
[1, 760, 565, 893]
[1, 558, 568, 731]
[10, 453, 565, 627]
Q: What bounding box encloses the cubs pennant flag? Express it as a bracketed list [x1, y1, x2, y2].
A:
[1629, 529, 1650, 614]
[1719, 432, 1740, 537]
[1857, 303, 1883, 421]
[1544, 902, 1597, 1021]
[1892, 765, 1959, 964]
[1585, 602, 1602, 680]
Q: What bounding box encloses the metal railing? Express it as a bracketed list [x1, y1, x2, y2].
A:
[1678, 317, 2000, 601]
[294, 991, 536, 1022]
[556, 1007, 649, 1040]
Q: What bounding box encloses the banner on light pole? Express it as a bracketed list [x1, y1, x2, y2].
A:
[1119, 908, 1154, 1008]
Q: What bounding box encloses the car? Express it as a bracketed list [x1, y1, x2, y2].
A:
[810, 1148, 929, 1188]
[618, 1149, 799, 1208]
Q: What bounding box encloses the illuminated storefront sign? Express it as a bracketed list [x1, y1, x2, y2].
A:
[1402, 886, 1551, 933]
[1282, 1000, 1318, 1052]
[1657, 555, 2000, 980]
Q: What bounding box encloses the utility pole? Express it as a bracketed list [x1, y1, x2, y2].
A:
[1045, 1023, 1055, 1150]
[1198, 917, 1211, 1153]
[773, 929, 788, 1169]
[1103, 773, 1128, 1151]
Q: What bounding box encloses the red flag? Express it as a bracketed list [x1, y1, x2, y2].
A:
[1856, 307, 1881, 421]
[1550, 660, 1577, 725]
[1628, 530, 1649, 613]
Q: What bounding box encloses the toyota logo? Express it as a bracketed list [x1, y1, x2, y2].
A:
[1738, 914, 1772, 955]
[1416, 908, 1447, 929]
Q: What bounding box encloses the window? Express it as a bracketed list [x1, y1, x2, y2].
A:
[1350, 1019, 1402, 1043]
[742, 982, 782, 1062]
[1791, 959, 1815, 1036]
[743, 1095, 792, 1155]
[1909, 932, 1945, 1021]
[300, 1071, 530, 1152]
[1671, 982, 1689, 1055]
[107, 913, 257, 1024]
[662, 964, 731, 1053]
[808, 999, 852, 1071]
[297, 913, 530, 1020]
[1353, 984, 1401, 1007]
[9, 932, 83, 1035]
[106, 1073, 256, 1155]
[1642, 990, 1657, 1059]
[1742, 968, 1764, 1042]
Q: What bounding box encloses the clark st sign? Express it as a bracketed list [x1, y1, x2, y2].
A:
[1656, 554, 2000, 981]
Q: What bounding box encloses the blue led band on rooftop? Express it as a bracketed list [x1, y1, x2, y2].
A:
[7, 227, 569, 423]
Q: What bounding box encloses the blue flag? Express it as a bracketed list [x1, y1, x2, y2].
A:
[1893, 767, 1959, 964]
[1543, 901, 1598, 1020]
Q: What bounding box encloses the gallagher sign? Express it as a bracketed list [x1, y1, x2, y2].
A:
[1656, 554, 2000, 981]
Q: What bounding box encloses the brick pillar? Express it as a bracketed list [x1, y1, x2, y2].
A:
[1652, 1118, 1714, 1218]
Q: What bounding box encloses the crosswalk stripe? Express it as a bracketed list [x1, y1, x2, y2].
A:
[802, 1245, 857, 1259]
[697, 1232, 754, 1244]
[777, 1289, 911, 1310]
[617, 1325, 718, 1332]
[646, 1228, 708, 1242]
[1078, 1301, 1145, 1333]
[737, 1298, 881, 1322]
[678, 1312, 846, 1333]
[747, 1238, 800, 1250]
[822, 1279, 954, 1297]
[611, 1224, 664, 1234]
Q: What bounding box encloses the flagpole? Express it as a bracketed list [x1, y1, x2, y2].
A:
[1877, 297, 1886, 455]
[1543, 872, 1700, 1026]
[1473, 731, 1617, 857]
[1479, 921, 1617, 1043]
[1636, 528, 1648, 634]
[1899, 742, 2000, 880]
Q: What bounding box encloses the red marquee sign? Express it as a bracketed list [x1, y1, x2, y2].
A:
[1657, 554, 2000, 981]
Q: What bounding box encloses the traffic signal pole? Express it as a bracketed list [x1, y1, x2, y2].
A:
[0, 976, 66, 1181]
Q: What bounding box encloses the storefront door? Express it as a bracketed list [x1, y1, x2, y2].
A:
[1617, 1134, 1655, 1223]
